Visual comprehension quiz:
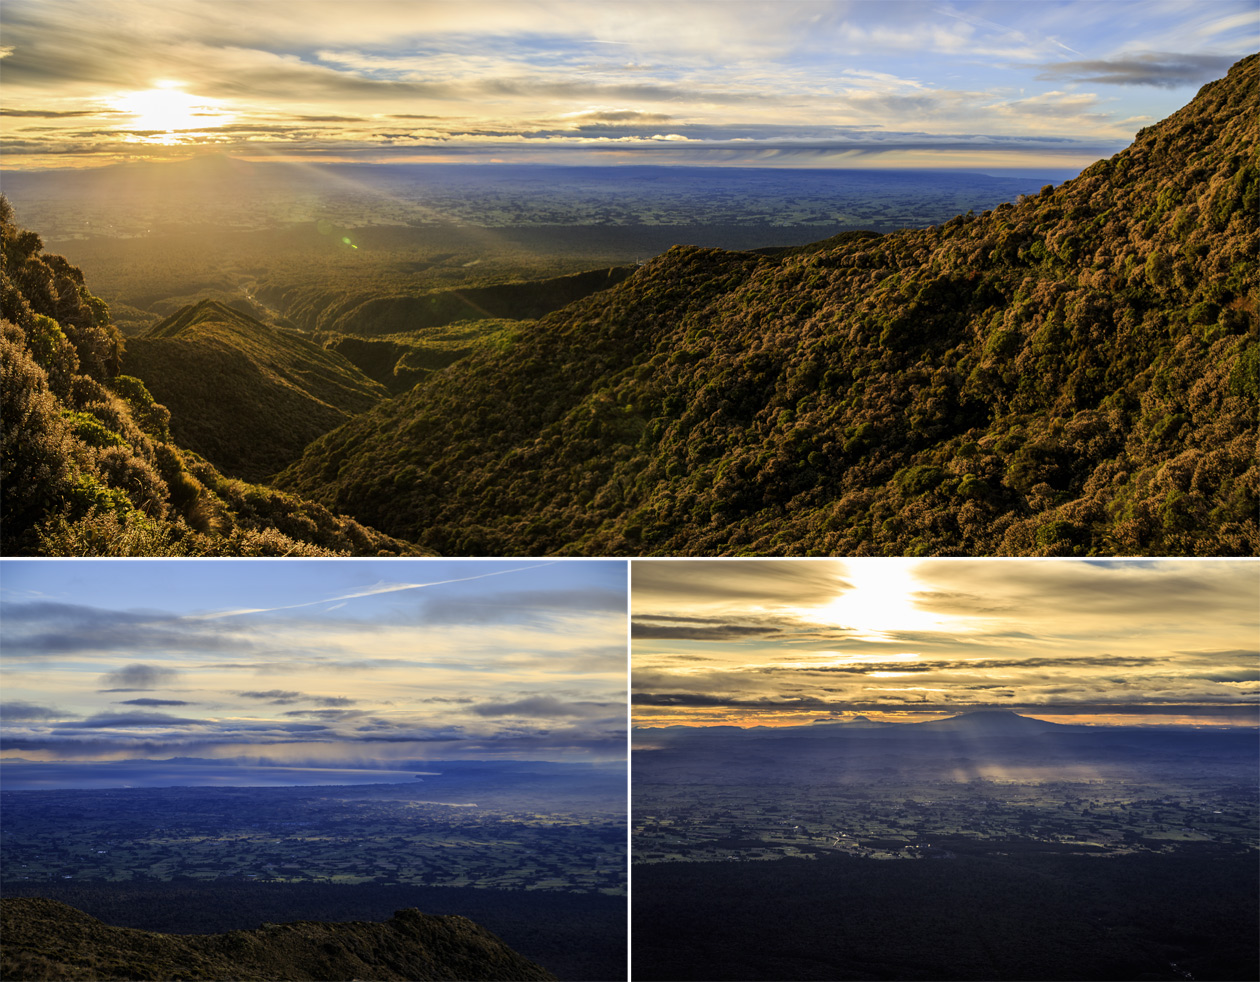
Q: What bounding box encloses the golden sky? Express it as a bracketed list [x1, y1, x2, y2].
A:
[632, 559, 1260, 728]
[1, 1, 1255, 169]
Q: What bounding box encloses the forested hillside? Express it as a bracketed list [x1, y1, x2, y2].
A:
[278, 55, 1258, 556]
[124, 300, 388, 482]
[0, 200, 423, 556]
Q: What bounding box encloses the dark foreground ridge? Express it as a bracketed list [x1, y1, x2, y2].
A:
[0, 896, 558, 981]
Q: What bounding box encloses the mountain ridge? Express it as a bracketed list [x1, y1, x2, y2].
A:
[275, 54, 1258, 557]
[0, 896, 558, 982]
[123, 299, 388, 481]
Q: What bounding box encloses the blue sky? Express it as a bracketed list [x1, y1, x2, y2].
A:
[1, 1, 1255, 169]
[0, 559, 628, 774]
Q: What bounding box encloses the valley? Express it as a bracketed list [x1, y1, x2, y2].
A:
[6, 164, 1065, 334]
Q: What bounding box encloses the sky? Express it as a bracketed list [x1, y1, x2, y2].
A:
[0, 559, 628, 775]
[632, 558, 1260, 728]
[1, 0, 1255, 171]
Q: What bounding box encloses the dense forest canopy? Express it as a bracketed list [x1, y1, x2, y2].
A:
[276, 55, 1258, 556]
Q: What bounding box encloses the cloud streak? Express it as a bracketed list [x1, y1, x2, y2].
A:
[1, 559, 628, 769]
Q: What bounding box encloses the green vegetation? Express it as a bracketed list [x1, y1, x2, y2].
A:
[1, 897, 558, 982]
[276, 55, 1259, 556]
[4, 57, 1256, 557]
[326, 319, 526, 395]
[124, 300, 388, 481]
[268, 265, 633, 338]
[0, 198, 424, 556]
[1, 882, 625, 982]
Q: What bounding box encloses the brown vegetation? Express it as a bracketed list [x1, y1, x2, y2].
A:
[277, 55, 1258, 556]
[1, 897, 557, 981]
[0, 198, 424, 556]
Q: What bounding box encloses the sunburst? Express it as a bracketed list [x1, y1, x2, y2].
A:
[111, 81, 232, 139]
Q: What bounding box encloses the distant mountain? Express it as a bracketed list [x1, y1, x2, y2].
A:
[276, 54, 1258, 556]
[1, 897, 557, 981]
[124, 299, 388, 481]
[634, 713, 1259, 785]
[916, 710, 1063, 733]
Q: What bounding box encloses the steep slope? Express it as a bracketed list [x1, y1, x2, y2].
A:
[326, 318, 523, 395]
[124, 300, 388, 481]
[1, 897, 557, 982]
[1, 199, 424, 556]
[278, 55, 1258, 557]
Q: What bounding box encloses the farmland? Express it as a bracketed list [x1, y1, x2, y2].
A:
[633, 777, 1259, 864]
[2, 782, 625, 896]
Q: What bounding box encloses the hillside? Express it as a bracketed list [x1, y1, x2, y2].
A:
[0, 897, 557, 981]
[265, 265, 634, 337]
[123, 300, 387, 481]
[325, 318, 525, 395]
[277, 55, 1258, 557]
[0, 198, 425, 556]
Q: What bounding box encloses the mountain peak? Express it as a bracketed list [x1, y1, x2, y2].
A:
[922, 711, 1060, 731]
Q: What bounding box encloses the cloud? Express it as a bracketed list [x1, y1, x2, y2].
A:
[632, 559, 851, 606]
[0, 107, 118, 117]
[98, 663, 181, 691]
[0, 700, 72, 721]
[1035, 52, 1237, 88]
[236, 691, 358, 707]
[116, 698, 195, 707]
[412, 586, 626, 626]
[634, 692, 835, 709]
[58, 711, 202, 728]
[789, 655, 1164, 675]
[187, 562, 559, 619]
[0, 600, 244, 659]
[631, 622, 785, 640]
[472, 696, 616, 718]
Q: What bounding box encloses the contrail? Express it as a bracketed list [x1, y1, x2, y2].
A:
[185, 563, 558, 620]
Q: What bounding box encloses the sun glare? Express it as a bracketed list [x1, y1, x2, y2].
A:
[810, 561, 965, 642]
[111, 82, 231, 139]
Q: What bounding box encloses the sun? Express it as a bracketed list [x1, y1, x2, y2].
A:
[111, 81, 230, 136]
[808, 560, 965, 643]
